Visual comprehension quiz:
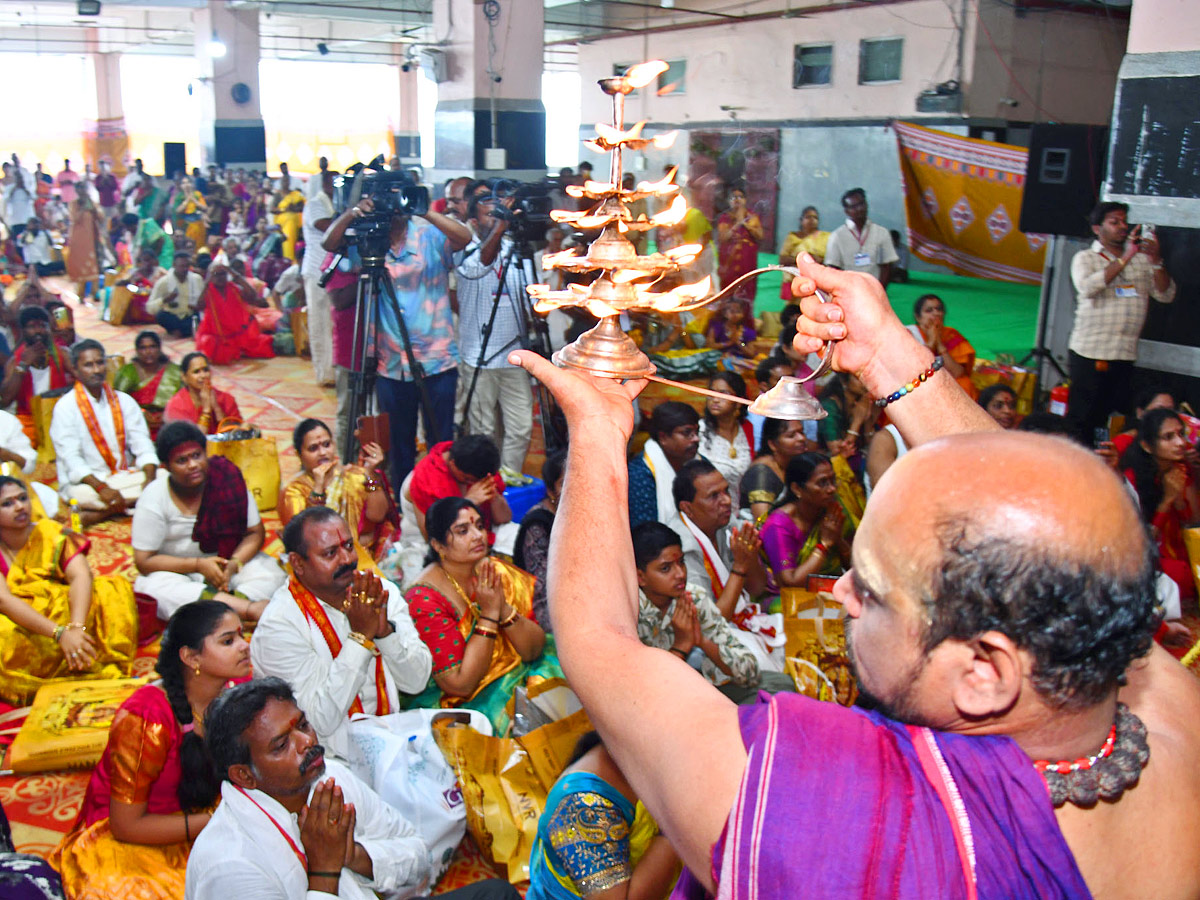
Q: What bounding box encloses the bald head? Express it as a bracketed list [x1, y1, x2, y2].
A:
[860, 431, 1158, 708]
[876, 430, 1148, 578]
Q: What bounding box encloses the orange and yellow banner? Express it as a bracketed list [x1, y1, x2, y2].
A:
[893, 122, 1047, 285]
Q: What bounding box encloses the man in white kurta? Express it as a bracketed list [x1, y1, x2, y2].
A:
[48, 340, 157, 517]
[0, 409, 36, 474]
[131, 469, 287, 620]
[251, 507, 432, 762]
[185, 680, 431, 900]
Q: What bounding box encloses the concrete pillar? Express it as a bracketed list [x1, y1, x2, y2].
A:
[87, 50, 131, 174]
[394, 50, 422, 166]
[431, 0, 546, 180]
[193, 1, 266, 168]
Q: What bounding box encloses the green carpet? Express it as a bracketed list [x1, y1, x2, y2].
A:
[752, 255, 1042, 363]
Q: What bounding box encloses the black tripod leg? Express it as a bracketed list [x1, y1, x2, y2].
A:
[374, 272, 440, 446]
[459, 241, 519, 437]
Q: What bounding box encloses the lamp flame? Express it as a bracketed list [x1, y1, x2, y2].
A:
[649, 195, 687, 227]
[652, 131, 678, 149]
[624, 59, 669, 89]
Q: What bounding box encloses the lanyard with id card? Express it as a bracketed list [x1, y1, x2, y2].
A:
[1114, 284, 1138, 299]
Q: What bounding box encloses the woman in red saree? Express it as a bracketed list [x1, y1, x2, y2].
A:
[905, 294, 977, 399]
[51, 600, 249, 900]
[112, 331, 183, 439]
[194, 264, 274, 365]
[164, 352, 241, 434]
[114, 245, 165, 326]
[716, 187, 764, 302]
[1121, 408, 1200, 600]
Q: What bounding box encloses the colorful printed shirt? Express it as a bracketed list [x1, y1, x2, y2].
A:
[377, 217, 458, 381]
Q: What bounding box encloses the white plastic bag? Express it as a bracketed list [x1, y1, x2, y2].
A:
[343, 708, 492, 897]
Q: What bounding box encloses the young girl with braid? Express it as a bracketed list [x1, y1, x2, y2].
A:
[51, 601, 250, 899]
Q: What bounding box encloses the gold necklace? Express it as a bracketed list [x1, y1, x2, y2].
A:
[441, 566, 476, 613]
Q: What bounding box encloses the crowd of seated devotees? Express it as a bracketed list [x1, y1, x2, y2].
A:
[2, 199, 1198, 900]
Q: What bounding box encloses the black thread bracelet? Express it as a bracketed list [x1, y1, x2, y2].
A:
[309, 870, 342, 879]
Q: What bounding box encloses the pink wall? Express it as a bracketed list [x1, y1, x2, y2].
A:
[1127, 0, 1200, 53]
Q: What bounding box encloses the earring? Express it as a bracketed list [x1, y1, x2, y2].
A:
[193, 664, 201, 676]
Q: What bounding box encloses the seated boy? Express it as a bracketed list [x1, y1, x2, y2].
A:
[632, 521, 794, 704]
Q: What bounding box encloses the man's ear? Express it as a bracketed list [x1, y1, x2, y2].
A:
[635, 568, 648, 591]
[228, 763, 257, 791]
[949, 630, 1024, 720]
[288, 552, 305, 577]
[678, 499, 694, 522]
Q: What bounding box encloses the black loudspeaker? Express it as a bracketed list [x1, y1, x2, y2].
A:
[163, 142, 186, 179]
[1018, 124, 1108, 237]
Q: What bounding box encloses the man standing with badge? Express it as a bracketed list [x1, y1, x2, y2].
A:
[1067, 201, 1175, 443]
[823, 187, 898, 288]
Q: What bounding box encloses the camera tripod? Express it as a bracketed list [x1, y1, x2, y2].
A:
[335, 231, 439, 465]
[457, 234, 563, 454]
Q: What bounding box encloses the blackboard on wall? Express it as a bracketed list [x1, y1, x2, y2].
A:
[1104, 51, 1200, 228]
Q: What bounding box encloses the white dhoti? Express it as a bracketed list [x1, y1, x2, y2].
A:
[61, 469, 147, 510]
[135, 552, 288, 619]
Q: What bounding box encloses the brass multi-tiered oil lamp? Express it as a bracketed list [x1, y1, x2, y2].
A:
[529, 59, 831, 419]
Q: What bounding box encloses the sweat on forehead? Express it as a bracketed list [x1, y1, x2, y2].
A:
[873, 431, 1148, 578]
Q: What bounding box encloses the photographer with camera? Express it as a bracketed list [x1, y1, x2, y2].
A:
[322, 189, 471, 488]
[455, 191, 535, 474]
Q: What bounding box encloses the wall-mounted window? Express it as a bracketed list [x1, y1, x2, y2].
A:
[793, 43, 833, 88]
[658, 59, 686, 96]
[859, 37, 903, 84]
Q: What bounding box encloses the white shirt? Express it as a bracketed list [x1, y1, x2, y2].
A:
[185, 759, 430, 900]
[49, 386, 157, 487]
[28, 363, 52, 398]
[148, 270, 205, 317]
[251, 579, 433, 762]
[302, 192, 335, 279]
[0, 409, 36, 473]
[824, 219, 898, 282]
[131, 473, 261, 556]
[3, 182, 34, 225]
[21, 230, 53, 266]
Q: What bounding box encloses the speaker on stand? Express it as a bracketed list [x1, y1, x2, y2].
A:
[1017, 124, 1109, 381]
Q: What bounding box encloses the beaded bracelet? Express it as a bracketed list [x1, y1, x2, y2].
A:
[874, 356, 944, 409]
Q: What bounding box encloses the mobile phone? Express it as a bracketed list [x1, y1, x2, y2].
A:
[1094, 427, 1110, 449]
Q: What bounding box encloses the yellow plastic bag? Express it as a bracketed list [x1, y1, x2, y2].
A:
[8, 677, 148, 773]
[433, 699, 592, 883]
[1183, 527, 1200, 602]
[207, 437, 281, 512]
[783, 589, 858, 707]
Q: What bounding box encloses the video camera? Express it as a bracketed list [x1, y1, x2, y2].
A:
[485, 178, 555, 244]
[336, 155, 430, 262]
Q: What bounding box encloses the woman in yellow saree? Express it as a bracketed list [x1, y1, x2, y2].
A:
[0, 475, 137, 705]
[403, 496, 562, 734]
[272, 187, 305, 261]
[173, 177, 208, 250]
[278, 419, 398, 565]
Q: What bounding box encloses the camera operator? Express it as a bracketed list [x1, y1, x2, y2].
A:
[322, 193, 471, 488]
[455, 191, 534, 474]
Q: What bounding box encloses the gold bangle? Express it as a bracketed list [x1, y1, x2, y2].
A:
[347, 631, 379, 656]
[499, 608, 520, 628]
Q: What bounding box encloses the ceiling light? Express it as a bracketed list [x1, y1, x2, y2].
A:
[206, 33, 226, 58]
